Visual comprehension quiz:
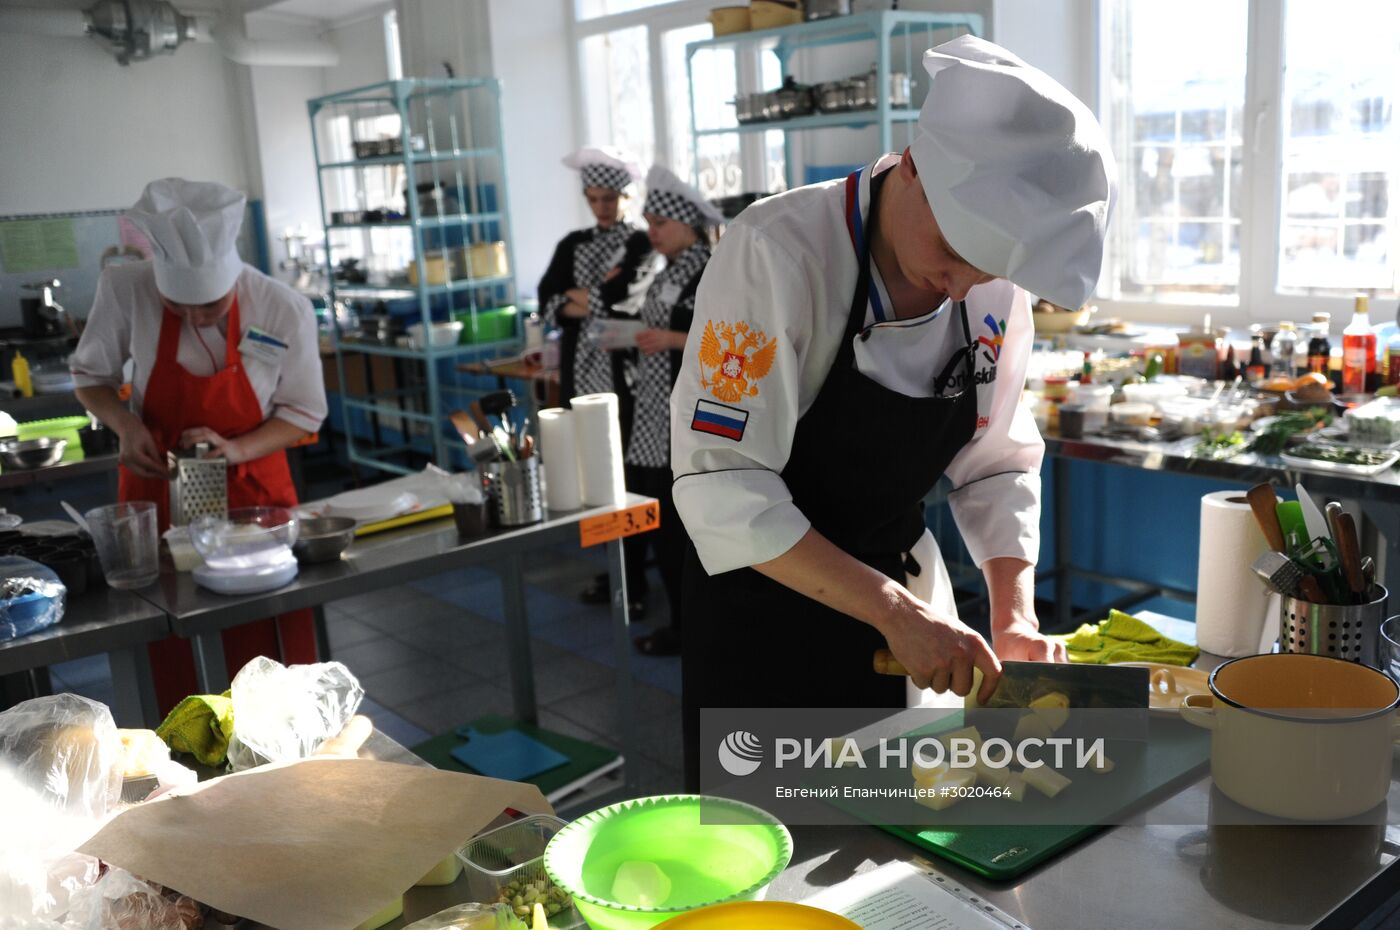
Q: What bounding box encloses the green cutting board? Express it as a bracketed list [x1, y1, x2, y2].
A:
[841, 712, 1211, 881]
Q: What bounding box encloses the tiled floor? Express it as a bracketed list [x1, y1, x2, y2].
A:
[49, 539, 685, 798]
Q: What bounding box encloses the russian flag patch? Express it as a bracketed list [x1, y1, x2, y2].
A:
[691, 399, 749, 441]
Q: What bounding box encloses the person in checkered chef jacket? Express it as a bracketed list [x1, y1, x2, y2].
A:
[668, 36, 1117, 788]
[537, 147, 656, 418]
[621, 165, 723, 657]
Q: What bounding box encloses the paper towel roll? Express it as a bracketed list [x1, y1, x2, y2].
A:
[1196, 490, 1272, 656]
[538, 407, 582, 512]
[571, 392, 627, 508]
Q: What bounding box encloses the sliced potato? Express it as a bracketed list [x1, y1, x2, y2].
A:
[1028, 691, 1071, 732]
[1013, 713, 1055, 744]
[1021, 764, 1072, 798]
[1089, 754, 1115, 775]
[973, 757, 1012, 788]
[1005, 772, 1027, 802]
[914, 768, 976, 812]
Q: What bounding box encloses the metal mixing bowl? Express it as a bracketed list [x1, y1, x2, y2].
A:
[0, 438, 66, 470]
[292, 516, 357, 563]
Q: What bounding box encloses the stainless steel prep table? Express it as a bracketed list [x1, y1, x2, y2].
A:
[137, 495, 656, 800]
[1043, 431, 1400, 629]
[769, 613, 1400, 930]
[0, 585, 163, 727]
[0, 452, 119, 491]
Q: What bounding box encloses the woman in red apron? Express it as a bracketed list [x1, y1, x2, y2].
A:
[73, 178, 326, 713]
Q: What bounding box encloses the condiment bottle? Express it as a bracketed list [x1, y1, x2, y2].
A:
[1342, 294, 1376, 395]
[1270, 322, 1299, 381]
[1307, 312, 1331, 375]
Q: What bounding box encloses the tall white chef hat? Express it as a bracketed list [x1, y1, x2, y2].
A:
[909, 35, 1115, 310]
[642, 165, 725, 227]
[125, 178, 246, 305]
[562, 146, 643, 193]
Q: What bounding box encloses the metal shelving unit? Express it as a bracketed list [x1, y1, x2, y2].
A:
[309, 78, 520, 476]
[685, 10, 984, 190]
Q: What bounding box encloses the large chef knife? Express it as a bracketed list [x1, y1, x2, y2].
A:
[873, 649, 1150, 708]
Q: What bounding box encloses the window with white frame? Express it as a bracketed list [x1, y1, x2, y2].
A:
[573, 0, 756, 201]
[1100, 0, 1398, 314]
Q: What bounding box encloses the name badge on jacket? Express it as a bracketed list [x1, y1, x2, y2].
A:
[657, 282, 682, 306]
[240, 326, 289, 365]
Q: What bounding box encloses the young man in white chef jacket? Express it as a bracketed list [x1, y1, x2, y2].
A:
[670, 36, 1116, 786]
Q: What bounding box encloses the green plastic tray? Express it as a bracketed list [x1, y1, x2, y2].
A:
[455, 306, 518, 344]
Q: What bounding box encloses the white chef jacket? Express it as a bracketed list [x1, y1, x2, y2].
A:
[670, 154, 1044, 584]
[70, 261, 327, 434]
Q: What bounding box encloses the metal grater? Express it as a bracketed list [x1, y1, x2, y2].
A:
[168, 443, 228, 526]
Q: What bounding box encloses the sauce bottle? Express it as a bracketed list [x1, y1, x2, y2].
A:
[1342, 294, 1376, 395]
[1307, 312, 1331, 376]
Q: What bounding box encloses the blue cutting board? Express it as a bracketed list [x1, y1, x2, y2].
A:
[450, 726, 570, 782]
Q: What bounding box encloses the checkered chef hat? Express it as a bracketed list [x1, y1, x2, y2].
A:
[562, 146, 642, 193]
[642, 165, 725, 227]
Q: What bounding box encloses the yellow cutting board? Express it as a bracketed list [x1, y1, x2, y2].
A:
[354, 504, 454, 537]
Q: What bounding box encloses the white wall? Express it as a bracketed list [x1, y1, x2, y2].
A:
[321, 14, 390, 93]
[0, 2, 251, 215]
[488, 0, 582, 298]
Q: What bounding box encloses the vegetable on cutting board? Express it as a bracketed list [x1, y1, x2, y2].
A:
[915, 768, 977, 812]
[1021, 765, 1072, 798]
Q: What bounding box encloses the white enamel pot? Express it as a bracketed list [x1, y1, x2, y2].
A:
[1180, 653, 1400, 820]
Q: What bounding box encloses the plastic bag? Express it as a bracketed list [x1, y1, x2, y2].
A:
[426, 463, 484, 505]
[402, 903, 529, 930]
[63, 868, 203, 930]
[0, 694, 122, 821]
[0, 556, 66, 642]
[0, 695, 122, 921]
[225, 656, 364, 772]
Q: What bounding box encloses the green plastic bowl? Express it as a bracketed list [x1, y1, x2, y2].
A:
[543, 795, 792, 930]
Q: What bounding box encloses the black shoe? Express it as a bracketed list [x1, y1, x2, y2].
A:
[580, 573, 649, 606]
[634, 626, 681, 656]
[579, 576, 610, 605]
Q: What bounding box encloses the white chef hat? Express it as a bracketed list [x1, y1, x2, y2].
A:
[125, 178, 246, 305]
[562, 146, 642, 193]
[909, 36, 1115, 310]
[642, 165, 725, 227]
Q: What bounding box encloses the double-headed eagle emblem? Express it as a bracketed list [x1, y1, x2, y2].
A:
[697, 320, 778, 404]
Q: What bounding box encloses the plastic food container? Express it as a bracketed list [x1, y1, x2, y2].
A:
[1344, 398, 1400, 447]
[1067, 383, 1113, 430]
[407, 321, 465, 350]
[1158, 397, 1215, 436]
[1109, 402, 1154, 427]
[162, 526, 204, 572]
[1121, 380, 1187, 410]
[458, 815, 581, 927]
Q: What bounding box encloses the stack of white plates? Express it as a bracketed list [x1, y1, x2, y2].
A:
[193, 548, 299, 595]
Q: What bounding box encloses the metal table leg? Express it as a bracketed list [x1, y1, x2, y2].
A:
[1054, 457, 1074, 631]
[191, 633, 230, 693]
[607, 537, 640, 796]
[499, 553, 538, 724]
[108, 645, 160, 727]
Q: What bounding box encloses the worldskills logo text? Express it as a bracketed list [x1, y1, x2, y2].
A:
[978, 314, 1006, 365]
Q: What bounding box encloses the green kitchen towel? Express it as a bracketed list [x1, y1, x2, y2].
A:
[156, 692, 235, 766]
[1053, 610, 1200, 666]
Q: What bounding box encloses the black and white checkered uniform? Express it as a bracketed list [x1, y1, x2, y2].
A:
[581, 163, 633, 192]
[540, 223, 641, 396]
[642, 188, 702, 226]
[625, 241, 711, 468]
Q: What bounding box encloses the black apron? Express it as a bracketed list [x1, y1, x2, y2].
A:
[680, 166, 982, 787]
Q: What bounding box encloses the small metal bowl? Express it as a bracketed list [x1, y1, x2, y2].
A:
[291, 516, 357, 564]
[0, 438, 66, 470]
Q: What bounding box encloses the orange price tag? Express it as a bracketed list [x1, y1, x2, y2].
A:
[579, 500, 660, 547]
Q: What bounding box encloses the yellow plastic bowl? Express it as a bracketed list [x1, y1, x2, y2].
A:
[656, 902, 861, 929]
